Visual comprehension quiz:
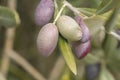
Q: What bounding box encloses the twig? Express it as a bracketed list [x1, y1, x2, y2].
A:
[109, 31, 120, 40]
[48, 56, 65, 80]
[63, 0, 87, 18]
[100, 26, 120, 40]
[63, 0, 79, 15]
[53, 4, 66, 24]
[0, 0, 16, 76]
[9, 50, 46, 80]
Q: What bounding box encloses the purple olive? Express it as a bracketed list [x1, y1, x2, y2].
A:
[37, 23, 58, 57]
[72, 41, 91, 59]
[74, 15, 90, 43]
[35, 0, 54, 26]
[85, 63, 101, 80]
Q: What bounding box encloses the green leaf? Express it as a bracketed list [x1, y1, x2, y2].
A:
[83, 16, 106, 48]
[102, 8, 119, 55]
[84, 15, 106, 36]
[83, 53, 101, 64]
[102, 34, 118, 55]
[78, 8, 96, 16]
[107, 49, 120, 72]
[96, 0, 120, 14]
[0, 6, 20, 27]
[59, 36, 77, 75]
[104, 8, 120, 32]
[96, 0, 113, 14]
[60, 67, 71, 80]
[78, 7, 120, 29]
[99, 67, 115, 80]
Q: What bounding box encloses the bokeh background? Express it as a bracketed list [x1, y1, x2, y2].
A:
[0, 0, 120, 80]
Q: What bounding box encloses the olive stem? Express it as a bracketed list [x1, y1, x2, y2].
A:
[53, 4, 66, 24]
[53, 0, 59, 19]
[109, 31, 120, 40]
[99, 26, 120, 40]
[63, 0, 87, 18]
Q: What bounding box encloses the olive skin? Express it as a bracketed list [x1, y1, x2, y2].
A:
[72, 41, 90, 59]
[56, 15, 82, 41]
[35, 0, 54, 26]
[85, 63, 101, 80]
[37, 23, 58, 57]
[74, 15, 90, 43]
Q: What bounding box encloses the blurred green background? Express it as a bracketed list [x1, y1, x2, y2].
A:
[0, 0, 120, 80]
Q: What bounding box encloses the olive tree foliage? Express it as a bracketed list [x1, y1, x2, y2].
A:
[0, 0, 120, 80]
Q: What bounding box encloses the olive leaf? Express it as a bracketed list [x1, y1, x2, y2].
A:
[102, 34, 118, 55]
[84, 15, 106, 36]
[83, 53, 101, 64]
[59, 67, 71, 80]
[59, 36, 77, 75]
[78, 8, 120, 29]
[99, 67, 115, 80]
[96, 0, 113, 14]
[78, 8, 96, 16]
[107, 49, 120, 72]
[0, 6, 20, 27]
[96, 0, 120, 14]
[102, 8, 119, 55]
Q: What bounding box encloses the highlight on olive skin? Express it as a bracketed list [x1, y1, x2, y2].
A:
[34, 0, 54, 26]
[37, 23, 58, 57]
[56, 15, 82, 41]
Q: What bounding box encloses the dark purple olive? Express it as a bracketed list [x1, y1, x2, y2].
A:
[74, 15, 90, 43]
[72, 41, 90, 59]
[37, 23, 58, 57]
[85, 63, 101, 80]
[35, 0, 54, 26]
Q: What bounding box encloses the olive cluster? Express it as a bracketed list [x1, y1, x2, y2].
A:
[35, 0, 91, 59]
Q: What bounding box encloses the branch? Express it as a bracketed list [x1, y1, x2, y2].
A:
[63, 0, 87, 18]
[48, 56, 65, 80]
[109, 31, 120, 40]
[9, 51, 46, 80]
[1, 0, 16, 76]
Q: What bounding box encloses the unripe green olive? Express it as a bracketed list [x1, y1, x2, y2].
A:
[56, 15, 82, 41]
[37, 23, 58, 57]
